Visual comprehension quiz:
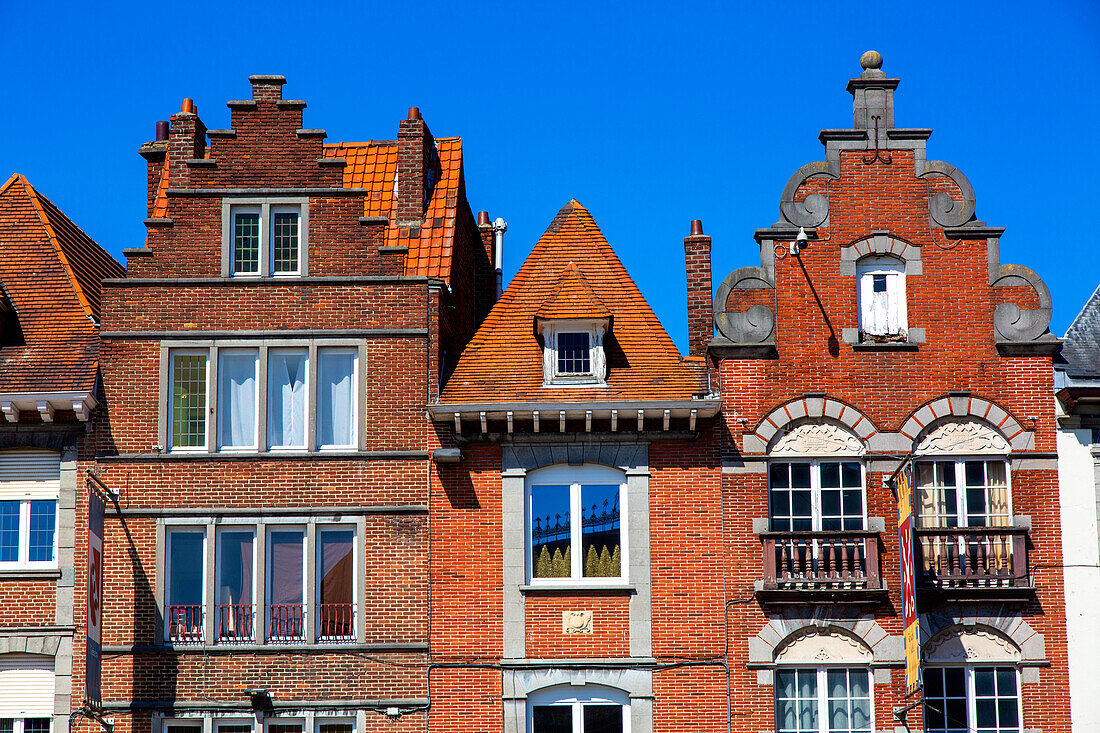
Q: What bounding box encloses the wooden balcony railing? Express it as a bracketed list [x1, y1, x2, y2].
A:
[915, 526, 1030, 589]
[761, 530, 882, 592]
[166, 604, 204, 644]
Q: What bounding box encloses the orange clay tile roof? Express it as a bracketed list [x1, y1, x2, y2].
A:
[535, 262, 612, 321]
[439, 199, 707, 404]
[0, 174, 124, 394]
[324, 137, 464, 280]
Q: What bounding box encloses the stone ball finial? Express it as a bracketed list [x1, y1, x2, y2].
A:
[860, 50, 883, 70]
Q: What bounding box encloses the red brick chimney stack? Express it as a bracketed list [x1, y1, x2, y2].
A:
[166, 98, 206, 188]
[397, 106, 436, 229]
[684, 219, 713, 357]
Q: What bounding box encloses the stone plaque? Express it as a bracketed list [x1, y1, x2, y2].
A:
[562, 610, 593, 634]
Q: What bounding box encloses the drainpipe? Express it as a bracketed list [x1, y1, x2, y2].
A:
[492, 217, 508, 299]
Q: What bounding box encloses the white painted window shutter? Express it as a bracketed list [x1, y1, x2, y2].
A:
[0, 450, 60, 500]
[0, 653, 55, 716]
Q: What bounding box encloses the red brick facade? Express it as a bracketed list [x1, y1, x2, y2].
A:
[10, 54, 1070, 733]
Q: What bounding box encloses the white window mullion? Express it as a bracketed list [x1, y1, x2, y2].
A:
[810, 461, 822, 532]
[817, 668, 829, 733]
[20, 501, 30, 563]
[571, 483, 582, 579]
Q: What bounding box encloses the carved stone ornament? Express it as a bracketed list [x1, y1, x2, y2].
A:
[713, 266, 775, 345]
[562, 610, 593, 635]
[915, 419, 1009, 455]
[770, 421, 865, 456]
[774, 626, 873, 664]
[923, 627, 1020, 663]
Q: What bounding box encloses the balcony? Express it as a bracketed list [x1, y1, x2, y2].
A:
[165, 602, 356, 645]
[915, 524, 1033, 602]
[757, 524, 887, 607]
[166, 604, 204, 644]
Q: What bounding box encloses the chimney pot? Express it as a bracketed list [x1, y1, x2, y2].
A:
[181, 98, 195, 114]
[690, 219, 704, 236]
[408, 107, 421, 121]
[478, 211, 490, 226]
[156, 121, 170, 141]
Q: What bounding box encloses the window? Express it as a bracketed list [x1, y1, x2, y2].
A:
[527, 465, 625, 583]
[774, 668, 872, 733]
[541, 321, 607, 385]
[0, 451, 59, 571]
[267, 528, 305, 642]
[0, 719, 50, 733]
[769, 461, 865, 531]
[856, 257, 906, 340]
[164, 521, 357, 645]
[0, 654, 54, 728]
[923, 667, 1020, 733]
[165, 529, 205, 643]
[218, 350, 258, 451]
[166, 344, 358, 454]
[225, 201, 306, 277]
[169, 351, 209, 450]
[315, 721, 354, 733]
[915, 459, 1010, 528]
[529, 685, 629, 733]
[215, 529, 255, 643]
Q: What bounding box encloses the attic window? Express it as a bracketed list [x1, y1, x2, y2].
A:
[541, 321, 607, 386]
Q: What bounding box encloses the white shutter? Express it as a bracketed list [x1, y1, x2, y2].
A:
[0, 653, 55, 716]
[0, 450, 60, 500]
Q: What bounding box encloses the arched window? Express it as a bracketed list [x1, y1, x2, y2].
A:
[913, 419, 1012, 529]
[856, 256, 906, 340]
[528, 684, 629, 733]
[526, 464, 626, 584]
[922, 627, 1023, 733]
[772, 627, 874, 733]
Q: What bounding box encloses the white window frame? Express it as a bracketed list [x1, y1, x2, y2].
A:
[922, 665, 1022, 733]
[222, 199, 309, 278]
[315, 347, 359, 451]
[0, 500, 58, 571]
[773, 666, 874, 733]
[229, 205, 262, 277]
[214, 527, 257, 644]
[313, 717, 355, 733]
[767, 460, 867, 532]
[269, 206, 303, 277]
[160, 718, 204, 733]
[216, 349, 260, 453]
[914, 458, 1013, 528]
[212, 719, 255, 733]
[266, 347, 310, 452]
[164, 528, 207, 643]
[165, 342, 362, 455]
[264, 718, 305, 733]
[856, 256, 907, 339]
[167, 349, 210, 452]
[525, 463, 628, 586]
[265, 526, 307, 643]
[527, 684, 630, 733]
[314, 523, 358, 642]
[540, 320, 607, 386]
[0, 718, 53, 733]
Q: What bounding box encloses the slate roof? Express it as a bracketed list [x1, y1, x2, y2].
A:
[439, 200, 707, 403]
[0, 174, 124, 394]
[1060, 284, 1100, 378]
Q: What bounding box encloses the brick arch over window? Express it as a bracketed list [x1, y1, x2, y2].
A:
[753, 396, 877, 447]
[839, 232, 922, 276]
[748, 611, 902, 666]
[898, 394, 1031, 450]
[919, 611, 1045, 667]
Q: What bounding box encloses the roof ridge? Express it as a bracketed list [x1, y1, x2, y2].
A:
[1064, 282, 1100, 339]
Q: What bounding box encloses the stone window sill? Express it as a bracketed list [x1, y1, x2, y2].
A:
[519, 583, 636, 594]
[0, 569, 62, 580]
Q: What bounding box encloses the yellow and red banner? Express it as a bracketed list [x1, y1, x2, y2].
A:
[895, 463, 921, 697]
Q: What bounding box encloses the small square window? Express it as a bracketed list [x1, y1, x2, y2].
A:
[557, 332, 591, 374]
[225, 201, 307, 277]
[541, 321, 607, 385]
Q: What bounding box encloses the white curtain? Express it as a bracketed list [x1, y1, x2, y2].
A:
[268, 350, 307, 448]
[318, 350, 355, 448]
[218, 351, 257, 448]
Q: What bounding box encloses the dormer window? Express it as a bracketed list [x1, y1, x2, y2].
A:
[541, 321, 606, 385]
[856, 256, 906, 340]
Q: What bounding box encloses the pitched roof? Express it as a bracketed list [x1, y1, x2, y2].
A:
[439, 200, 707, 403]
[535, 262, 612, 321]
[0, 174, 124, 395]
[1060, 284, 1100, 378]
[323, 136, 465, 280]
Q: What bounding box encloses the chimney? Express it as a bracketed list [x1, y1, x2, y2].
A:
[140, 120, 171, 217]
[684, 219, 713, 357]
[846, 50, 899, 131]
[396, 107, 436, 228]
[167, 98, 207, 188]
[477, 211, 494, 265]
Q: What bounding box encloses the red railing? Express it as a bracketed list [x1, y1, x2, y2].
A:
[166, 604, 204, 644]
[266, 603, 305, 642]
[317, 603, 355, 641]
[761, 530, 882, 591]
[915, 527, 1029, 588]
[216, 603, 254, 642]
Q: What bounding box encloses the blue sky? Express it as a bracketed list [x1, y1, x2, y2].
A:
[4, 1, 1098, 350]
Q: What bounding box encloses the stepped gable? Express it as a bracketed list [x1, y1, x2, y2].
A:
[0, 174, 124, 393]
[441, 199, 706, 402]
